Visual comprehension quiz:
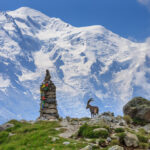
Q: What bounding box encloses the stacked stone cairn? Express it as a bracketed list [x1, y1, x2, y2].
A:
[39, 70, 59, 120]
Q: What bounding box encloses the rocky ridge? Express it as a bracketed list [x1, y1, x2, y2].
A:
[1, 110, 150, 150]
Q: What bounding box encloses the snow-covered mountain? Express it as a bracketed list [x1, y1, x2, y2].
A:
[0, 7, 150, 124]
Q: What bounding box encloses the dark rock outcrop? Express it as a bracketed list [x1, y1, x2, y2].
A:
[123, 97, 150, 122]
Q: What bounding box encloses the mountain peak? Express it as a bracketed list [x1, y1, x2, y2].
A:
[7, 7, 51, 21]
[7, 7, 73, 32]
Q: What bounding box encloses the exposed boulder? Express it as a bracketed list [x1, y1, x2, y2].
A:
[123, 97, 150, 123]
[124, 132, 139, 147]
[142, 123, 150, 134]
[108, 145, 124, 150]
[63, 141, 70, 145]
[93, 128, 108, 132]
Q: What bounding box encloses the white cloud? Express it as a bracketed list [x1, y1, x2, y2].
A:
[138, 0, 150, 9]
[0, 75, 10, 88]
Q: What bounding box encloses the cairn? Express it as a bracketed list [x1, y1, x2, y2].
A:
[39, 70, 59, 120]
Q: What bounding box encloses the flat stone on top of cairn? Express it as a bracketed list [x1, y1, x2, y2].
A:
[39, 70, 59, 120]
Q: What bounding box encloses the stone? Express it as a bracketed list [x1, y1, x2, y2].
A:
[0, 123, 14, 131]
[28, 120, 35, 124]
[47, 104, 56, 109]
[55, 128, 61, 131]
[43, 108, 57, 114]
[123, 97, 150, 122]
[66, 116, 71, 122]
[118, 119, 127, 126]
[80, 145, 92, 150]
[71, 120, 79, 125]
[63, 141, 70, 145]
[107, 137, 112, 142]
[44, 69, 51, 82]
[111, 133, 118, 140]
[97, 112, 117, 124]
[93, 128, 108, 132]
[20, 119, 28, 123]
[43, 115, 57, 120]
[102, 111, 114, 116]
[124, 132, 139, 147]
[52, 137, 59, 142]
[142, 123, 150, 134]
[108, 145, 124, 150]
[8, 132, 15, 136]
[38, 70, 59, 120]
[99, 139, 107, 147]
[59, 119, 80, 138]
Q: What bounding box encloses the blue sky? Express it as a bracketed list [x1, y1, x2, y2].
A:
[0, 0, 150, 42]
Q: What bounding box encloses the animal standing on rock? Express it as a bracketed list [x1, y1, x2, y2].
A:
[86, 98, 99, 118]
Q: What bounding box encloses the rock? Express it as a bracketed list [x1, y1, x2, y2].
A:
[55, 128, 61, 131]
[118, 119, 127, 126]
[96, 139, 99, 145]
[107, 137, 112, 142]
[123, 97, 150, 122]
[93, 128, 108, 132]
[0, 123, 14, 131]
[142, 123, 150, 133]
[108, 145, 124, 150]
[43, 108, 57, 114]
[66, 116, 71, 122]
[100, 113, 115, 122]
[63, 141, 70, 145]
[59, 119, 80, 138]
[28, 120, 35, 124]
[124, 132, 139, 147]
[52, 137, 59, 142]
[102, 112, 114, 116]
[38, 70, 59, 120]
[71, 120, 79, 125]
[88, 116, 112, 126]
[84, 138, 92, 142]
[80, 145, 92, 150]
[60, 119, 69, 127]
[44, 115, 58, 120]
[111, 133, 118, 140]
[20, 119, 28, 123]
[8, 132, 15, 136]
[99, 139, 107, 147]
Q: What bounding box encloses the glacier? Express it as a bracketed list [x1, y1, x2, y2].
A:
[0, 7, 150, 124]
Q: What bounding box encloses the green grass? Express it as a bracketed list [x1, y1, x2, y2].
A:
[0, 120, 87, 150]
[137, 134, 148, 143]
[132, 118, 147, 126]
[114, 128, 125, 133]
[98, 139, 106, 146]
[123, 115, 132, 124]
[116, 132, 126, 144]
[78, 123, 109, 139]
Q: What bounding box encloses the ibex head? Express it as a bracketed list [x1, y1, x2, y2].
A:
[86, 98, 93, 109]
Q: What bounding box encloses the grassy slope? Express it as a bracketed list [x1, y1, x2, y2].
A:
[0, 120, 86, 150]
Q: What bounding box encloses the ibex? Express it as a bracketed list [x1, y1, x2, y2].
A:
[86, 98, 99, 118]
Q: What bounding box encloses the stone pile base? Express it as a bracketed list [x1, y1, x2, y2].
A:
[39, 77, 59, 120]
